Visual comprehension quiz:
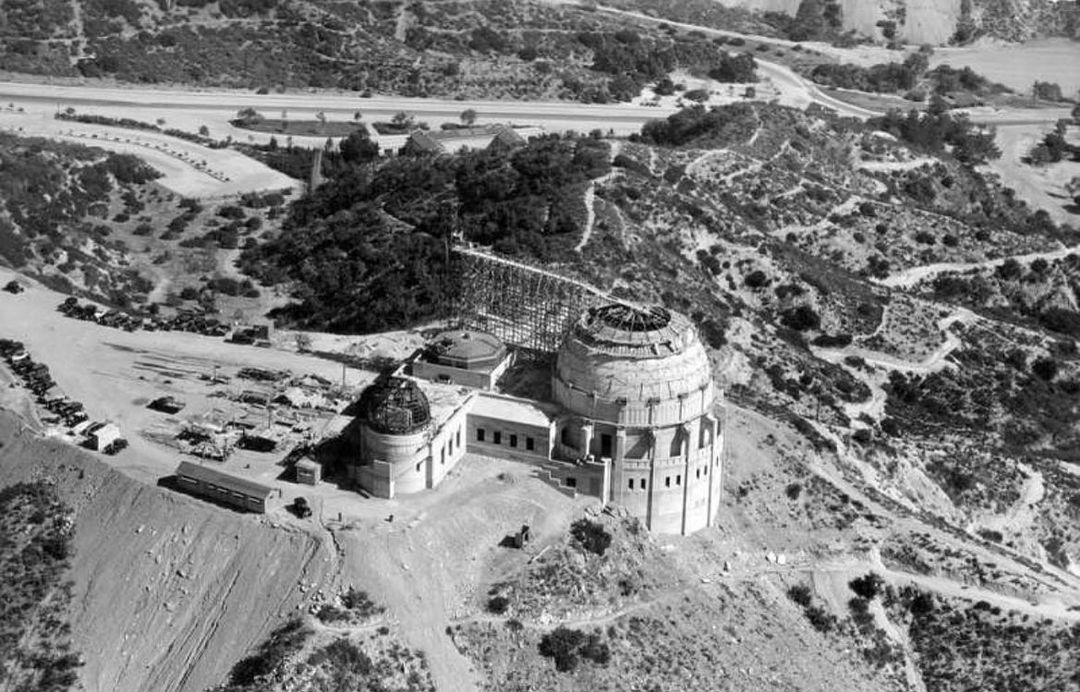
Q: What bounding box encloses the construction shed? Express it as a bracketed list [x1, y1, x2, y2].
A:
[173, 461, 281, 513]
[86, 423, 122, 451]
[295, 456, 321, 485]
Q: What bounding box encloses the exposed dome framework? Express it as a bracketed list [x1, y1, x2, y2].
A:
[358, 376, 431, 434]
[555, 304, 714, 417]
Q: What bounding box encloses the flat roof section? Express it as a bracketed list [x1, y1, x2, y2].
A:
[419, 380, 476, 427]
[175, 460, 276, 499]
[427, 330, 506, 370]
[471, 393, 555, 428]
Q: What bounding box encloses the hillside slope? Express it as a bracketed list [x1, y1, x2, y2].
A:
[621, 0, 1078, 44]
[0, 412, 334, 692]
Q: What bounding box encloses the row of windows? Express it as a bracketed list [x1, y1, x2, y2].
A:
[419, 424, 465, 474]
[626, 465, 711, 491]
[476, 427, 535, 451]
[178, 477, 262, 504]
[562, 425, 715, 458]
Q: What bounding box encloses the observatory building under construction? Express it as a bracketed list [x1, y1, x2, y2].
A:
[346, 303, 724, 536]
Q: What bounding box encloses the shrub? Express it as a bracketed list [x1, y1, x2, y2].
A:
[228, 618, 311, 685]
[487, 595, 510, 614]
[785, 483, 802, 500]
[570, 519, 612, 556]
[909, 592, 934, 617]
[804, 605, 836, 632]
[1032, 358, 1058, 382]
[539, 627, 585, 672]
[849, 572, 885, 599]
[780, 305, 820, 331]
[744, 269, 769, 288]
[218, 204, 246, 219]
[579, 633, 610, 665]
[787, 583, 812, 607]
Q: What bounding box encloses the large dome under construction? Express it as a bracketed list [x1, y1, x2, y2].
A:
[553, 304, 714, 424]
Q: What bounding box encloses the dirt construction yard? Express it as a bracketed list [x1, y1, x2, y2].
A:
[0, 263, 606, 692]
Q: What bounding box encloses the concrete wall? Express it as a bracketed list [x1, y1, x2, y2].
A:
[467, 413, 552, 461]
[357, 426, 427, 498]
[552, 378, 715, 427]
[412, 357, 511, 390]
[558, 413, 722, 535]
[427, 402, 469, 488]
[540, 458, 608, 498]
[354, 401, 472, 499]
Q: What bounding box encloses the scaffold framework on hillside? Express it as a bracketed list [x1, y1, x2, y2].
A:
[452, 246, 636, 353]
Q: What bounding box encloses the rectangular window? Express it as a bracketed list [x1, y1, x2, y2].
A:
[600, 433, 613, 457]
[456, 429, 461, 447]
[676, 474, 682, 486]
[696, 468, 700, 479]
[510, 434, 518, 448]
[493, 431, 502, 445]
[526, 436, 534, 451]
[441, 448, 446, 465]
[477, 428, 485, 442]
[565, 477, 577, 488]
[665, 476, 671, 488]
[639, 478, 647, 490]
[415, 462, 421, 473]
[628, 478, 634, 490]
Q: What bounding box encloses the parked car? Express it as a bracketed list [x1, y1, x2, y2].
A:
[293, 497, 312, 518]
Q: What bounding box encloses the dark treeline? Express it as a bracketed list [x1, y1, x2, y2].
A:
[240, 135, 611, 333]
[870, 101, 1000, 165]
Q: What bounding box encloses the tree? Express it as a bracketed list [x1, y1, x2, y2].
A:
[235, 107, 263, 124]
[538, 627, 586, 672]
[391, 111, 414, 129]
[460, 108, 478, 126]
[877, 20, 897, 40]
[339, 131, 378, 163]
[316, 111, 327, 132]
[295, 333, 312, 353]
[198, 124, 210, 137]
[353, 110, 362, 121]
[1032, 357, 1058, 382]
[1033, 81, 1064, 102]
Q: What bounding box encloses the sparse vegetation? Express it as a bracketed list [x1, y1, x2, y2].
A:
[0, 481, 82, 691]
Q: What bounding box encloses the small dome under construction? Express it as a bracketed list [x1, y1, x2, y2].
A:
[358, 376, 431, 435]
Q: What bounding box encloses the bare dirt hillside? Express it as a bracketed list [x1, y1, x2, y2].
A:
[710, 0, 961, 44]
[0, 412, 334, 692]
[709, 0, 1078, 44]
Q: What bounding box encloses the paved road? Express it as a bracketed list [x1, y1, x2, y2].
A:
[0, 80, 681, 135]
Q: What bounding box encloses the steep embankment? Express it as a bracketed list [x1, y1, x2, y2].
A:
[0, 413, 333, 692]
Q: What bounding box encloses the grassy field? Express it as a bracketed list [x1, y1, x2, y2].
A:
[931, 39, 1080, 97]
[821, 87, 927, 113]
[233, 119, 369, 137]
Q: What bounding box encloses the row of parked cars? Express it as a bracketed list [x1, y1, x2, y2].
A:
[58, 297, 231, 337]
[1, 338, 128, 454]
[0, 338, 87, 427]
[1, 339, 57, 397]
